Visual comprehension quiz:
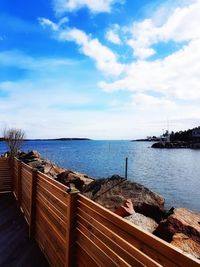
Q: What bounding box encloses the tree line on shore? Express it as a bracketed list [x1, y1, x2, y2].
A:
[169, 126, 200, 142]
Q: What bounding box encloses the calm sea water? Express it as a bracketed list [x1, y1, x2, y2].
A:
[1, 140, 200, 211]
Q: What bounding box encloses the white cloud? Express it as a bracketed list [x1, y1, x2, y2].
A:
[100, 37, 200, 100]
[106, 30, 121, 44]
[58, 27, 125, 76]
[127, 1, 200, 59]
[131, 93, 176, 110]
[53, 0, 124, 14]
[39, 18, 124, 76]
[100, 0, 200, 101]
[38, 18, 59, 31]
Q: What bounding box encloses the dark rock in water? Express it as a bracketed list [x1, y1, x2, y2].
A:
[83, 175, 165, 222]
[152, 142, 166, 148]
[152, 141, 200, 149]
[154, 208, 200, 243]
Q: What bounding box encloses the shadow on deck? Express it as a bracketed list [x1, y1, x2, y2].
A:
[0, 193, 49, 267]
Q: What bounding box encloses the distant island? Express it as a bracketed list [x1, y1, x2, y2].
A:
[151, 126, 200, 149]
[0, 137, 91, 142]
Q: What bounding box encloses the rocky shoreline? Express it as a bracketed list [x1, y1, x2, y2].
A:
[4, 150, 200, 261]
[152, 141, 200, 149]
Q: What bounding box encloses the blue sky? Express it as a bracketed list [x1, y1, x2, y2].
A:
[0, 0, 200, 139]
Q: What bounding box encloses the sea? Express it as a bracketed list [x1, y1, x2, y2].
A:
[0, 140, 199, 212]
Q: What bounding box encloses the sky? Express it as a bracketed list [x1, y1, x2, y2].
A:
[0, 0, 200, 139]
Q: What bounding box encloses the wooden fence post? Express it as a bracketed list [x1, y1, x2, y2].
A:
[29, 168, 38, 239]
[66, 187, 79, 267]
[17, 160, 22, 205]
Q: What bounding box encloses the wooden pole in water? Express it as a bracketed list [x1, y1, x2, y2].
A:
[125, 157, 128, 179]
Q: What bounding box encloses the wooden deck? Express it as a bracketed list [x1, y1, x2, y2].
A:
[0, 193, 49, 267]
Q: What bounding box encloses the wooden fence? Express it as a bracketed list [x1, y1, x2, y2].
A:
[0, 157, 12, 193]
[0, 157, 199, 267]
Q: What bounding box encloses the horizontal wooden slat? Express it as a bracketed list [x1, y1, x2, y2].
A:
[76, 244, 99, 267]
[35, 224, 64, 267]
[77, 227, 128, 267]
[36, 193, 67, 237]
[0, 158, 11, 192]
[37, 175, 69, 206]
[36, 203, 67, 246]
[36, 190, 67, 222]
[77, 208, 161, 267]
[78, 220, 142, 267]
[38, 171, 67, 191]
[78, 195, 199, 267]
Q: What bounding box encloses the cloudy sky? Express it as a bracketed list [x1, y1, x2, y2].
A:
[0, 0, 200, 139]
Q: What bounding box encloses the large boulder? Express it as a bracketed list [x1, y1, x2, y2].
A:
[125, 213, 158, 233]
[56, 170, 94, 191]
[83, 175, 165, 222]
[18, 150, 41, 163]
[154, 208, 200, 243]
[114, 198, 158, 233]
[171, 233, 200, 260]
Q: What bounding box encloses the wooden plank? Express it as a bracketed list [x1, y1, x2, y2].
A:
[35, 224, 64, 267]
[36, 182, 68, 215]
[77, 228, 119, 267]
[35, 218, 66, 264]
[37, 178, 69, 207]
[80, 196, 180, 267]
[21, 162, 33, 171]
[36, 189, 68, 221]
[37, 174, 69, 204]
[78, 195, 199, 267]
[38, 171, 67, 191]
[76, 244, 99, 267]
[36, 190, 67, 223]
[77, 209, 161, 267]
[29, 169, 37, 239]
[21, 179, 31, 194]
[78, 221, 140, 267]
[36, 194, 67, 238]
[36, 204, 67, 246]
[17, 160, 22, 204]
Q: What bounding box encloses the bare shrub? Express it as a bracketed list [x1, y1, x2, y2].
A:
[3, 128, 25, 157]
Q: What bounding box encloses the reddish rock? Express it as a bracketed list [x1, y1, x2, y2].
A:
[114, 199, 134, 217]
[171, 233, 200, 260]
[154, 208, 200, 243]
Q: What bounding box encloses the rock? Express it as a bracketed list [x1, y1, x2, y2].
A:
[152, 142, 165, 148]
[28, 160, 44, 173]
[171, 233, 200, 260]
[17, 150, 94, 190]
[83, 175, 165, 222]
[154, 208, 200, 243]
[125, 213, 158, 233]
[56, 171, 85, 191]
[18, 150, 41, 163]
[114, 199, 134, 217]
